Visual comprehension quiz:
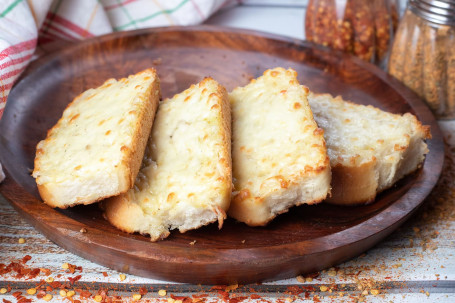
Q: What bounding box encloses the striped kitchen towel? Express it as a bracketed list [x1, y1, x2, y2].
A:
[0, 0, 234, 182]
[0, 0, 232, 119]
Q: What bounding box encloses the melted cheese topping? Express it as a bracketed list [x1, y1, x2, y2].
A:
[131, 78, 230, 227]
[230, 68, 327, 199]
[308, 94, 414, 167]
[33, 70, 158, 184]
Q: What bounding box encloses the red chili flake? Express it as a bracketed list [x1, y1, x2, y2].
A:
[45, 286, 53, 292]
[35, 280, 46, 289]
[36, 290, 46, 299]
[217, 290, 230, 301]
[313, 297, 321, 303]
[79, 290, 92, 299]
[62, 282, 71, 289]
[21, 255, 32, 264]
[8, 262, 23, 278]
[12, 291, 22, 298]
[192, 294, 209, 299]
[19, 267, 31, 277]
[211, 285, 225, 290]
[1, 259, 44, 280]
[102, 272, 108, 277]
[10, 262, 19, 270]
[68, 275, 82, 285]
[6, 286, 11, 293]
[17, 298, 32, 303]
[139, 287, 147, 295]
[67, 264, 76, 274]
[65, 263, 82, 274]
[40, 268, 51, 276]
[50, 281, 62, 288]
[28, 268, 40, 279]
[250, 294, 261, 299]
[110, 296, 123, 303]
[229, 296, 248, 303]
[74, 301, 82, 303]
[1, 263, 12, 275]
[2, 299, 12, 303]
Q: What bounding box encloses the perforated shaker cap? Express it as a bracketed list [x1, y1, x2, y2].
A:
[410, 0, 455, 25]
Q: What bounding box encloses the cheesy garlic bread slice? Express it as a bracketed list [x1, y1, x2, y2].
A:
[228, 68, 331, 226]
[104, 78, 232, 241]
[33, 69, 161, 208]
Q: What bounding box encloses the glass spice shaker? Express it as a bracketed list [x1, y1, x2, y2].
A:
[388, 0, 455, 119]
[305, 0, 399, 66]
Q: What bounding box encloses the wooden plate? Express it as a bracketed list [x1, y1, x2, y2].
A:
[0, 26, 444, 284]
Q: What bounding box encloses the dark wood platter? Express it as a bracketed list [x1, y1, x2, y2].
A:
[0, 26, 444, 284]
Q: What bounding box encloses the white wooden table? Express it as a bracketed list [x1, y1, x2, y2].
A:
[1, 2, 454, 302]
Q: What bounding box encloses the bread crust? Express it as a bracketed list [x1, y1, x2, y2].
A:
[327, 161, 377, 205]
[104, 78, 232, 241]
[33, 69, 160, 208]
[229, 159, 331, 226]
[103, 192, 171, 241]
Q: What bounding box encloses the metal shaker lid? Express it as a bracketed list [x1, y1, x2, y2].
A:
[410, 0, 455, 25]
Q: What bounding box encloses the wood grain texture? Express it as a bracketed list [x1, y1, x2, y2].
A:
[0, 26, 444, 284]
